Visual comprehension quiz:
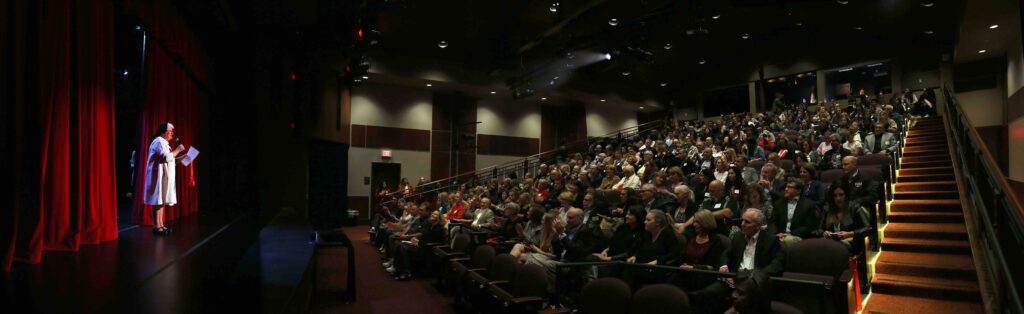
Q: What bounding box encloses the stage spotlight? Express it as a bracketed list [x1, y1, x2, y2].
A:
[609, 18, 619, 26]
[122, 70, 129, 76]
[660, 82, 667, 87]
[621, 71, 631, 76]
[438, 41, 448, 48]
[604, 53, 612, 60]
[664, 44, 672, 50]
[742, 33, 750, 39]
[698, 59, 706, 65]
[550, 3, 559, 12]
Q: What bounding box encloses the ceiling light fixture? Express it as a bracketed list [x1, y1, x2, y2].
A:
[490, 91, 496, 94]
[603, 53, 613, 60]
[639, 106, 645, 109]
[664, 43, 673, 50]
[698, 59, 706, 65]
[362, 75, 369, 79]
[660, 82, 668, 87]
[924, 30, 934, 35]
[853, 26, 862, 30]
[920, 2, 934, 7]
[622, 71, 631, 76]
[425, 83, 433, 87]
[742, 33, 750, 39]
[541, 97, 548, 100]
[837, 0, 849, 4]
[600, 99, 606, 102]
[437, 41, 448, 48]
[608, 18, 619, 26]
[712, 15, 721, 20]
[550, 3, 559, 12]
[795, 22, 803, 27]
[979, 49, 987, 54]
[990, 24, 999, 29]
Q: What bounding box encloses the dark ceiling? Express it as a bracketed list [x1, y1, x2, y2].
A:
[175, 0, 962, 105]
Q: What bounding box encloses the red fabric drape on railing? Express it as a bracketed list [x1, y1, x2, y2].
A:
[129, 43, 202, 225]
[3, 0, 119, 271]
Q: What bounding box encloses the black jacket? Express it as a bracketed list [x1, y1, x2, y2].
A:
[721, 230, 785, 276]
[771, 197, 819, 239]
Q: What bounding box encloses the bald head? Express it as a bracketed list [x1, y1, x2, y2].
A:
[566, 207, 584, 228]
[842, 156, 857, 173]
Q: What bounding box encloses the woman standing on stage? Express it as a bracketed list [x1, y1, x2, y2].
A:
[144, 122, 185, 235]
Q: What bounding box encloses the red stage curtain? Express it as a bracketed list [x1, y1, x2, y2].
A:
[2, 0, 119, 271]
[130, 43, 202, 225]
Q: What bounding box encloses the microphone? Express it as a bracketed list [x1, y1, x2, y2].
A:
[175, 137, 183, 147]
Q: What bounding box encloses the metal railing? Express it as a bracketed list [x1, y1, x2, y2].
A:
[382, 119, 665, 205]
[942, 86, 1024, 313]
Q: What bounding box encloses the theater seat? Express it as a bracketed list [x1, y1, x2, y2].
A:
[433, 233, 470, 279]
[819, 169, 845, 187]
[749, 160, 766, 171]
[577, 277, 632, 314]
[771, 301, 803, 314]
[463, 254, 519, 310]
[446, 245, 495, 294]
[781, 238, 854, 313]
[628, 284, 689, 314]
[486, 264, 549, 314]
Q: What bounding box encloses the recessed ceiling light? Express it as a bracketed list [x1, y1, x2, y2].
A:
[622, 71, 631, 76]
[990, 24, 999, 29]
[664, 43, 673, 50]
[437, 41, 448, 49]
[837, 0, 848, 4]
[490, 91, 496, 94]
[921, 2, 934, 7]
[853, 26, 862, 30]
[639, 106, 645, 109]
[742, 33, 750, 39]
[541, 97, 547, 100]
[711, 15, 721, 20]
[979, 49, 987, 54]
[549, 3, 559, 12]
[600, 99, 606, 102]
[608, 18, 619, 26]
[425, 83, 433, 87]
[795, 22, 803, 27]
[924, 30, 934, 35]
[362, 75, 369, 79]
[660, 82, 668, 87]
[698, 59, 707, 65]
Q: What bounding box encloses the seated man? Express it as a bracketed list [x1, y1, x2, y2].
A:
[390, 209, 446, 280]
[689, 208, 784, 314]
[699, 180, 739, 237]
[839, 156, 879, 210]
[771, 179, 819, 248]
[863, 123, 897, 155]
[818, 134, 851, 170]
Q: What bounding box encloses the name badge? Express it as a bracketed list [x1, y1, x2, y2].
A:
[714, 203, 723, 209]
[705, 192, 710, 197]
[734, 189, 741, 195]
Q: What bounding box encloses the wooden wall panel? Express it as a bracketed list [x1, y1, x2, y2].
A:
[357, 125, 431, 151]
[351, 124, 366, 147]
[976, 125, 1008, 174]
[1009, 87, 1024, 123]
[477, 134, 539, 156]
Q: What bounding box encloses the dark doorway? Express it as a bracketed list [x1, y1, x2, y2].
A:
[370, 162, 401, 219]
[309, 140, 348, 229]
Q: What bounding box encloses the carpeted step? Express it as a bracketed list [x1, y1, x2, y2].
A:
[874, 251, 976, 280]
[900, 149, 947, 158]
[898, 166, 952, 176]
[883, 222, 968, 240]
[864, 293, 983, 314]
[900, 155, 949, 164]
[903, 144, 947, 153]
[894, 190, 958, 200]
[871, 273, 980, 302]
[889, 199, 961, 212]
[895, 181, 956, 192]
[897, 173, 954, 183]
[907, 131, 944, 138]
[899, 160, 950, 169]
[904, 137, 946, 146]
[881, 237, 971, 254]
[887, 211, 964, 224]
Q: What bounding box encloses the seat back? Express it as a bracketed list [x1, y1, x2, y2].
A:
[451, 233, 471, 252]
[578, 277, 632, 314]
[489, 254, 519, 282]
[628, 284, 689, 314]
[770, 301, 804, 314]
[749, 160, 766, 171]
[778, 160, 796, 174]
[511, 264, 549, 298]
[819, 169, 845, 187]
[856, 154, 888, 166]
[784, 238, 849, 279]
[470, 245, 497, 269]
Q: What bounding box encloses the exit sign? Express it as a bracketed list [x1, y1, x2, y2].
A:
[381, 149, 392, 158]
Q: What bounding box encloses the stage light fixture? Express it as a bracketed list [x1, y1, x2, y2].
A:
[609, 18, 619, 26]
[990, 25, 999, 29]
[711, 15, 720, 20]
[639, 106, 645, 109]
[550, 3, 559, 12]
[924, 30, 934, 35]
[979, 50, 987, 54]
[600, 99, 606, 102]
[362, 75, 369, 79]
[426, 83, 433, 87]
[664, 44, 672, 50]
[837, 0, 848, 4]
[622, 71, 631, 76]
[742, 33, 750, 39]
[490, 91, 497, 94]
[660, 82, 667, 87]
[920, 2, 934, 7]
[541, 97, 547, 100]
[698, 59, 706, 65]
[122, 70, 128, 76]
[438, 41, 448, 48]
[604, 53, 612, 60]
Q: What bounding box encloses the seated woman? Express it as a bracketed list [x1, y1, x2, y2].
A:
[798, 164, 825, 206]
[391, 210, 446, 280]
[593, 206, 646, 262]
[510, 212, 560, 265]
[623, 210, 681, 289]
[671, 210, 728, 292]
[813, 182, 872, 255]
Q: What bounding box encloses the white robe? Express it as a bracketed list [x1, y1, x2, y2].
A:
[144, 137, 176, 206]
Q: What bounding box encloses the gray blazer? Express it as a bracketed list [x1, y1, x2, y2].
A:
[862, 132, 897, 153]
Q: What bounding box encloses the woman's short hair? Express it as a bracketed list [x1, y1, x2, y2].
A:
[647, 209, 671, 230]
[558, 191, 575, 203]
[153, 122, 174, 139]
[692, 209, 718, 232]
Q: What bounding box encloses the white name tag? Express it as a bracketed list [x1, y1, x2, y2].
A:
[714, 203, 723, 209]
[734, 189, 741, 194]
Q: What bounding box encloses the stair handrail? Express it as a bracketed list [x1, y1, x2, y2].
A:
[382, 119, 665, 205]
[941, 85, 1024, 313]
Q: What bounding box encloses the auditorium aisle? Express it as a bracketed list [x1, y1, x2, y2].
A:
[313, 225, 456, 314]
[864, 117, 983, 313]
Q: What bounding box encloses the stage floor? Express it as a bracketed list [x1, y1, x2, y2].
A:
[2, 211, 248, 313]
